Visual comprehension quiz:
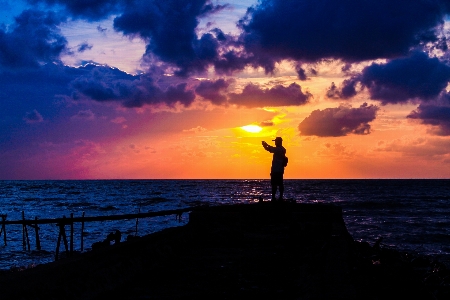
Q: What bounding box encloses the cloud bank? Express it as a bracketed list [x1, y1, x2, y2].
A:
[229, 83, 311, 108]
[238, 0, 449, 71]
[298, 103, 379, 137]
[338, 52, 450, 104]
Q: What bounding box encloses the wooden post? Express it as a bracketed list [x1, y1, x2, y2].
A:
[61, 216, 69, 253]
[55, 216, 69, 261]
[55, 223, 61, 261]
[22, 211, 30, 251]
[81, 212, 85, 252]
[70, 213, 74, 256]
[135, 206, 141, 236]
[22, 212, 26, 250]
[34, 217, 41, 251]
[0, 214, 6, 246]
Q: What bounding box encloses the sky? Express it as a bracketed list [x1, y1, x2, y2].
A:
[1, 0, 450, 179]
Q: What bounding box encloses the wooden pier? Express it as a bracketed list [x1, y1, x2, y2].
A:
[0, 208, 191, 260]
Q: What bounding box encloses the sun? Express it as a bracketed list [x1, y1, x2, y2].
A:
[241, 125, 263, 133]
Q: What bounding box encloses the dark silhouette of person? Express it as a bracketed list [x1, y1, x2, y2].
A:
[262, 137, 287, 201]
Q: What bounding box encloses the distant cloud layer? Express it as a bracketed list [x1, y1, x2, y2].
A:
[70, 66, 310, 109]
[229, 83, 311, 108]
[70, 65, 196, 108]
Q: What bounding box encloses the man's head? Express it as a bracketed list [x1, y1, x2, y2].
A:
[273, 137, 283, 146]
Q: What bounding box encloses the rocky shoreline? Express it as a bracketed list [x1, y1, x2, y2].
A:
[0, 202, 448, 299]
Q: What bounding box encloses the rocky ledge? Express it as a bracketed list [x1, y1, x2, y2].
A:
[0, 202, 448, 299]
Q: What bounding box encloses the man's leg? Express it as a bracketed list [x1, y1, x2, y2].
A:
[270, 173, 277, 201]
[271, 183, 277, 201]
[279, 181, 284, 200]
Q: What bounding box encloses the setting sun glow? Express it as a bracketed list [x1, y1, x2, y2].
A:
[241, 125, 263, 133]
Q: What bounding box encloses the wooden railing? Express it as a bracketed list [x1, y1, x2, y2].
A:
[0, 207, 192, 261]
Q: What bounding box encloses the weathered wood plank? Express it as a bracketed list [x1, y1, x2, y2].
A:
[2, 207, 192, 225]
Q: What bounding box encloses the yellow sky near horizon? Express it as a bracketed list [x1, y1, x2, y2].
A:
[46, 89, 449, 179]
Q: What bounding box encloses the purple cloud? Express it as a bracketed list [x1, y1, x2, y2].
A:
[339, 51, 450, 104]
[239, 0, 448, 72]
[407, 100, 450, 136]
[0, 9, 67, 70]
[70, 65, 195, 108]
[114, 0, 227, 76]
[22, 0, 450, 79]
[229, 83, 311, 108]
[296, 66, 307, 81]
[298, 103, 379, 137]
[327, 79, 358, 100]
[213, 47, 252, 75]
[195, 79, 230, 105]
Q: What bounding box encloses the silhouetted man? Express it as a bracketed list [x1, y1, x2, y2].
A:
[262, 137, 287, 201]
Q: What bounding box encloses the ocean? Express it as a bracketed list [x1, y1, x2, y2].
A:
[0, 179, 449, 270]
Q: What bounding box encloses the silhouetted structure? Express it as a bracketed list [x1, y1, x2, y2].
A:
[0, 202, 442, 300]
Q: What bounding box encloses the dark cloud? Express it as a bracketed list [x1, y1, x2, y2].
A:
[97, 25, 107, 33]
[195, 79, 230, 105]
[326, 82, 340, 99]
[77, 42, 92, 52]
[229, 83, 311, 108]
[340, 79, 359, 99]
[327, 79, 358, 100]
[298, 103, 379, 137]
[22, 0, 450, 79]
[296, 66, 307, 81]
[27, 0, 125, 20]
[162, 83, 196, 107]
[239, 0, 448, 71]
[114, 0, 227, 76]
[407, 102, 450, 136]
[70, 65, 195, 108]
[213, 47, 252, 75]
[0, 9, 67, 70]
[339, 52, 450, 104]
